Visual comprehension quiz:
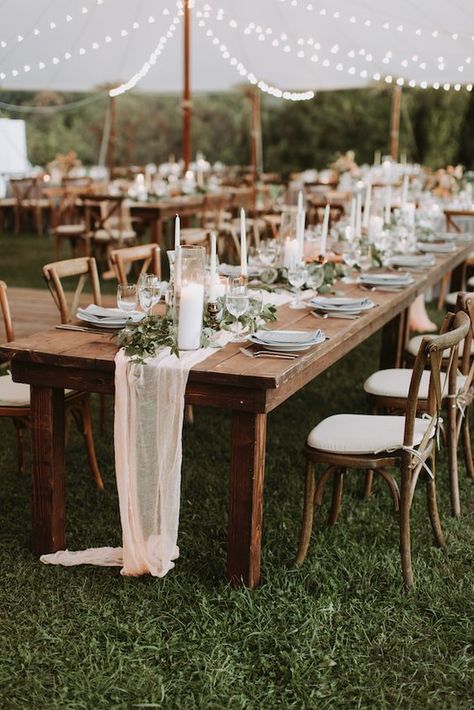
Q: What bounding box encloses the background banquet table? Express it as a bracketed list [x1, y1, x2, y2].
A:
[1, 239, 473, 587]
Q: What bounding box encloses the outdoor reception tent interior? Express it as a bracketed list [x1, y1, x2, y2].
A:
[0, 0, 473, 170]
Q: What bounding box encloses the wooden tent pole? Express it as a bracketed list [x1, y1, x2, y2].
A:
[108, 95, 116, 179]
[182, 0, 192, 172]
[250, 87, 260, 183]
[390, 84, 402, 161]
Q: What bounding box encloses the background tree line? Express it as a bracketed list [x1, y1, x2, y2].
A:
[0, 85, 473, 174]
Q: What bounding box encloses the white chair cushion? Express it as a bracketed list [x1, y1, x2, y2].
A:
[0, 373, 72, 407]
[307, 414, 431, 455]
[180, 228, 208, 244]
[446, 291, 460, 306]
[93, 229, 136, 242]
[364, 368, 467, 400]
[407, 334, 474, 358]
[55, 223, 86, 235]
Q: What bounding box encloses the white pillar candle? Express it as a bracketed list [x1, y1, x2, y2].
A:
[349, 197, 356, 236]
[177, 282, 204, 350]
[384, 185, 392, 224]
[240, 208, 248, 278]
[283, 239, 299, 269]
[401, 175, 409, 207]
[355, 193, 362, 239]
[401, 202, 416, 228]
[297, 190, 303, 211]
[174, 214, 180, 251]
[320, 204, 330, 257]
[362, 182, 372, 229]
[297, 209, 306, 260]
[209, 231, 217, 302]
[374, 150, 381, 166]
[368, 215, 384, 243]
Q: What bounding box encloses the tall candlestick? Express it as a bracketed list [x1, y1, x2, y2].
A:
[283, 239, 299, 269]
[297, 190, 303, 212]
[384, 185, 392, 224]
[362, 182, 372, 229]
[355, 193, 362, 239]
[174, 214, 180, 251]
[209, 231, 217, 302]
[297, 208, 306, 260]
[240, 208, 248, 278]
[349, 197, 356, 236]
[320, 204, 330, 257]
[374, 150, 381, 166]
[401, 175, 409, 207]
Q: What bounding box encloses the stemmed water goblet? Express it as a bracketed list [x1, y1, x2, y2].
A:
[117, 283, 138, 314]
[225, 277, 250, 341]
[305, 262, 324, 293]
[342, 240, 361, 284]
[287, 260, 308, 309]
[138, 273, 161, 316]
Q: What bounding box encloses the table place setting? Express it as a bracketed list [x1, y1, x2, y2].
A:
[359, 271, 414, 291]
[309, 295, 375, 318]
[245, 328, 326, 354]
[385, 254, 436, 269]
[416, 241, 457, 254]
[76, 304, 145, 330]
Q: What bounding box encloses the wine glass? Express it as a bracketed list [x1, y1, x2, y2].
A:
[358, 241, 372, 273]
[287, 261, 308, 309]
[117, 283, 138, 313]
[305, 263, 324, 293]
[342, 240, 361, 284]
[225, 277, 250, 341]
[138, 274, 161, 315]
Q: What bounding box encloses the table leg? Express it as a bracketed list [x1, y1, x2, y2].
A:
[380, 309, 408, 369]
[30, 386, 65, 556]
[227, 410, 267, 588]
[150, 218, 163, 246]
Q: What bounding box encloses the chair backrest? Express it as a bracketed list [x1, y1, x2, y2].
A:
[404, 310, 470, 451]
[109, 244, 161, 285]
[10, 177, 41, 203]
[455, 292, 474, 376]
[62, 176, 92, 188]
[0, 281, 14, 342]
[42, 256, 102, 323]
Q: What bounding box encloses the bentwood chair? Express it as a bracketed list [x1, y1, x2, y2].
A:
[295, 311, 470, 587]
[0, 280, 103, 487]
[364, 293, 474, 517]
[10, 177, 50, 235]
[109, 243, 161, 285]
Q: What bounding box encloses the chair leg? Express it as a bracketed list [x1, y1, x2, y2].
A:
[71, 397, 104, 490]
[363, 470, 374, 499]
[294, 458, 317, 567]
[462, 416, 474, 479]
[185, 404, 194, 424]
[99, 394, 106, 434]
[399, 471, 414, 588]
[437, 272, 450, 310]
[328, 469, 344, 526]
[374, 467, 400, 511]
[426, 452, 445, 547]
[13, 419, 26, 476]
[447, 399, 461, 518]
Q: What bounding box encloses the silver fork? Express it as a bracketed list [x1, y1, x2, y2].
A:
[311, 311, 359, 320]
[239, 347, 298, 360]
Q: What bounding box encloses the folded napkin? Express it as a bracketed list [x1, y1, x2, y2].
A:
[78, 304, 126, 319]
[311, 296, 370, 308]
[254, 329, 322, 345]
[360, 272, 412, 284]
[386, 255, 436, 268]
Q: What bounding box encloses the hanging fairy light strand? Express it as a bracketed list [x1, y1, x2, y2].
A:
[276, 0, 474, 45]
[196, 12, 314, 100]
[0, 9, 172, 82]
[0, 0, 109, 52]
[109, 13, 181, 97]
[198, 1, 472, 91]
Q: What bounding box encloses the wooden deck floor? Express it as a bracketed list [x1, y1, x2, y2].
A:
[3, 287, 115, 340]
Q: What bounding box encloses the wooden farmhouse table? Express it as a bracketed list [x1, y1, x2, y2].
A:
[444, 207, 474, 233]
[1, 241, 473, 588]
[128, 186, 254, 247]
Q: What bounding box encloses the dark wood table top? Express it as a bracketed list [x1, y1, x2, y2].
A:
[2, 240, 473, 414]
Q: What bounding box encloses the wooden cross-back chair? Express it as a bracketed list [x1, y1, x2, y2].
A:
[81, 194, 137, 276]
[364, 293, 474, 517]
[110, 243, 161, 285]
[46, 186, 90, 259]
[295, 310, 470, 587]
[9, 176, 49, 235]
[42, 256, 102, 324]
[0, 280, 103, 486]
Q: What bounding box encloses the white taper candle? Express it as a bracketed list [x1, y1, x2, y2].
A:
[240, 208, 248, 278]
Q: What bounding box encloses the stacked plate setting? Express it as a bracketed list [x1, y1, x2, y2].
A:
[77, 304, 144, 330]
[247, 329, 325, 352]
[218, 264, 261, 278]
[386, 255, 436, 268]
[416, 241, 457, 254]
[310, 296, 375, 315]
[359, 272, 414, 290]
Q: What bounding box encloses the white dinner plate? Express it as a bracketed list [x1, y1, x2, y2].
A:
[253, 329, 323, 345]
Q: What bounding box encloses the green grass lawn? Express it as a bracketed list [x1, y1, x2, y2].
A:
[0, 233, 473, 708]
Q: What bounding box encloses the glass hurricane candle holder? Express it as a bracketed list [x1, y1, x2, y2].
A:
[174, 246, 206, 350]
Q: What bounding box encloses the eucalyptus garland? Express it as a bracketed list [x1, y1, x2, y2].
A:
[117, 314, 179, 363]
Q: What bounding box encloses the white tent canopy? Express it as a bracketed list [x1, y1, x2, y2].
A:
[0, 0, 473, 96]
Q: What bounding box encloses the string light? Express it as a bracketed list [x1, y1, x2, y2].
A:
[0, 0, 110, 51]
[0, 10, 169, 81]
[109, 14, 181, 97]
[196, 14, 314, 100]
[277, 0, 474, 45]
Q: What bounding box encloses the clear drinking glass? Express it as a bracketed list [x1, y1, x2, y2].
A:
[342, 241, 361, 284]
[117, 283, 138, 313]
[225, 277, 250, 341]
[305, 262, 324, 293]
[287, 261, 308, 309]
[138, 273, 161, 315]
[358, 241, 372, 273]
